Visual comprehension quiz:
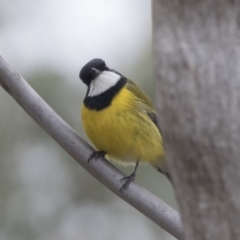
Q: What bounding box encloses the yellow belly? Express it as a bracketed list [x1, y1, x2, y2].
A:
[81, 88, 164, 165]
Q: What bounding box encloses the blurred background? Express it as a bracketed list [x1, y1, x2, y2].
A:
[0, 0, 177, 239]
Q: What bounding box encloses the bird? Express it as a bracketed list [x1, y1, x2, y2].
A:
[79, 58, 171, 191]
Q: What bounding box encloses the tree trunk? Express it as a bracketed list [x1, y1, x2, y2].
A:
[152, 1, 240, 240]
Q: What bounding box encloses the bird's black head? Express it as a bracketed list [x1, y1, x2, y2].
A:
[79, 58, 108, 86]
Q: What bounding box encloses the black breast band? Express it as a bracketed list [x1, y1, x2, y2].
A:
[84, 77, 127, 111]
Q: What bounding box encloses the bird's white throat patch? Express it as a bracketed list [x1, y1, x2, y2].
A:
[88, 71, 121, 97]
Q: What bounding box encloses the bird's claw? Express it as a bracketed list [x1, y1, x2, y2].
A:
[119, 173, 135, 192]
[88, 150, 106, 163]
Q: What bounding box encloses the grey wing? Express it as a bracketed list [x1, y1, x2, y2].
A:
[125, 78, 162, 133]
[147, 111, 162, 134]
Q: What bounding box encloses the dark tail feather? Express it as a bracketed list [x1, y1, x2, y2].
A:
[155, 166, 173, 185]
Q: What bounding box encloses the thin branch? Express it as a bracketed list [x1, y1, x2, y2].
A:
[0, 56, 183, 240]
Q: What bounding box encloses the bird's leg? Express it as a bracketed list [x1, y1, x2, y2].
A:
[88, 150, 106, 163]
[120, 160, 139, 192]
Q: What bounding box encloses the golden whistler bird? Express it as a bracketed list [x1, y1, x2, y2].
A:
[79, 58, 171, 191]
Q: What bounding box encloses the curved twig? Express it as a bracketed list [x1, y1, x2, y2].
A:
[0, 56, 184, 240]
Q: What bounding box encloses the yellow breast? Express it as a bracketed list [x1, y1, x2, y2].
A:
[81, 87, 164, 165]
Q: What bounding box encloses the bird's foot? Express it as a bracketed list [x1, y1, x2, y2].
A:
[88, 150, 106, 163]
[119, 173, 135, 192]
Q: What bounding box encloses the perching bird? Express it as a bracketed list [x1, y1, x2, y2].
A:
[79, 58, 170, 191]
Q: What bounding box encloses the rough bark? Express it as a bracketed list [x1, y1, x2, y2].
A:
[152, 1, 240, 240]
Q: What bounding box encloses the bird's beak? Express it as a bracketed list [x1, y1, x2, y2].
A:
[92, 68, 101, 74]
